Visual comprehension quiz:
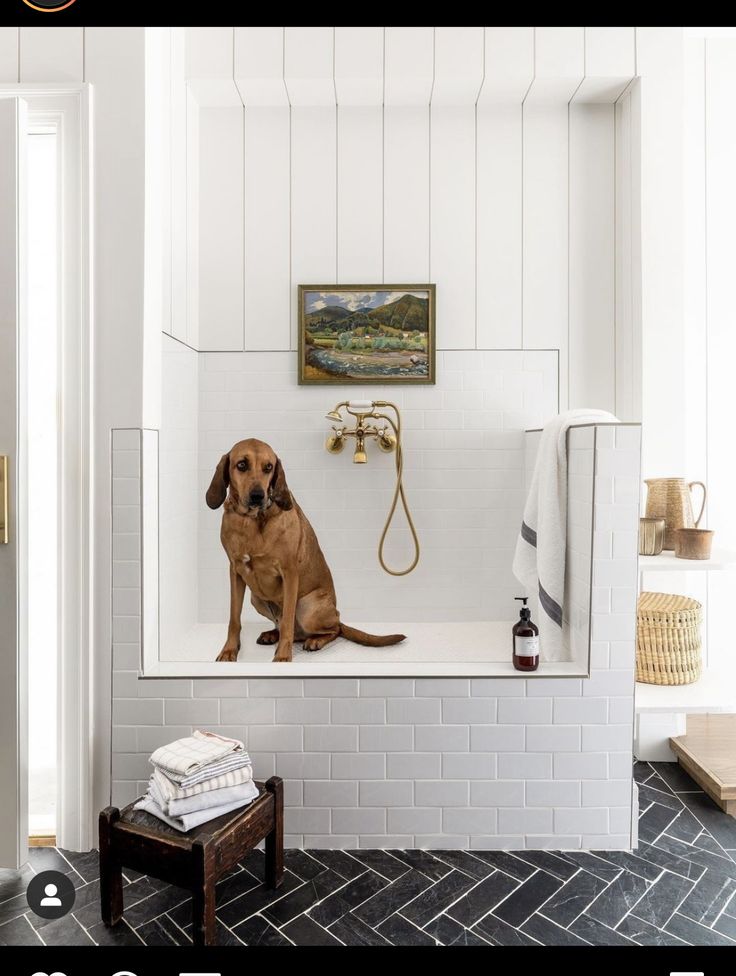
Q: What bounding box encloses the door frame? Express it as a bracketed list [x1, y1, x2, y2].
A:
[0, 83, 92, 855]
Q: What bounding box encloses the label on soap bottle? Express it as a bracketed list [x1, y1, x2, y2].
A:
[514, 635, 539, 657]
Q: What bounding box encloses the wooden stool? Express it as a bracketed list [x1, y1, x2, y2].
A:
[99, 776, 283, 946]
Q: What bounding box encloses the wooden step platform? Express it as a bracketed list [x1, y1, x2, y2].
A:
[670, 714, 736, 817]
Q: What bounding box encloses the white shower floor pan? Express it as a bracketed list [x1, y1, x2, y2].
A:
[146, 620, 586, 678]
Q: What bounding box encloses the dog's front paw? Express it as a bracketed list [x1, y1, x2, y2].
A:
[272, 641, 292, 663]
[216, 647, 240, 662]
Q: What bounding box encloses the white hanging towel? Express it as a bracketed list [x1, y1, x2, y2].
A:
[512, 409, 618, 661]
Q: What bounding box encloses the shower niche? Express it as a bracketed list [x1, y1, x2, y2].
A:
[126, 27, 643, 677]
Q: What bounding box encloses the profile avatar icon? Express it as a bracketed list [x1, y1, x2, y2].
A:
[26, 869, 75, 919]
[40, 882, 62, 907]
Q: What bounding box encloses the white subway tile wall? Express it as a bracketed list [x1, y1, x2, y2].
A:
[193, 345, 559, 625]
[159, 338, 199, 646]
[111, 422, 640, 849]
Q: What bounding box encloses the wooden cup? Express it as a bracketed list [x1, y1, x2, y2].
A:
[674, 527, 714, 560]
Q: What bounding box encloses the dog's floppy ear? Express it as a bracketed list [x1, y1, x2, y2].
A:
[270, 457, 293, 510]
[206, 453, 230, 509]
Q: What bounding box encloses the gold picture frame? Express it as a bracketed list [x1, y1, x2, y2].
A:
[298, 283, 436, 385]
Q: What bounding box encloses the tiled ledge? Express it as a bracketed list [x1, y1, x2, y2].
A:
[147, 621, 588, 679]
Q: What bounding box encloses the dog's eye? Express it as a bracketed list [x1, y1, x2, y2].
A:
[236, 460, 248, 472]
[263, 462, 273, 473]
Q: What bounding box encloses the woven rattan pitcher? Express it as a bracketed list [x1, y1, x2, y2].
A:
[644, 478, 707, 550]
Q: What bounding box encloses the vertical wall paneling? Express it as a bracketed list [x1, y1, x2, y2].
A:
[568, 104, 615, 411]
[185, 89, 200, 349]
[234, 27, 288, 106]
[337, 107, 383, 283]
[630, 82, 643, 426]
[476, 106, 523, 348]
[145, 29, 171, 344]
[193, 102, 245, 350]
[284, 27, 336, 107]
[475, 28, 533, 349]
[335, 28, 383, 283]
[523, 28, 584, 407]
[169, 29, 188, 344]
[682, 39, 708, 511]
[244, 107, 291, 350]
[431, 27, 484, 106]
[636, 28, 685, 478]
[430, 105, 477, 349]
[575, 27, 636, 103]
[236, 28, 291, 351]
[18, 27, 84, 82]
[384, 27, 434, 106]
[184, 26, 244, 351]
[681, 41, 709, 661]
[526, 27, 585, 103]
[522, 104, 570, 405]
[480, 27, 534, 102]
[290, 107, 337, 347]
[615, 91, 635, 421]
[0, 28, 18, 82]
[334, 27, 383, 106]
[383, 28, 433, 283]
[704, 40, 736, 670]
[383, 106, 430, 283]
[430, 29, 484, 349]
[285, 28, 336, 347]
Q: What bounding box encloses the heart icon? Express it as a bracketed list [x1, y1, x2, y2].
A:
[31, 971, 67, 976]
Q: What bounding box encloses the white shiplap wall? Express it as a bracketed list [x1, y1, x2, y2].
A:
[161, 26, 633, 421]
[679, 36, 736, 674]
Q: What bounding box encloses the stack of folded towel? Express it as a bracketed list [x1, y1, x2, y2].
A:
[134, 729, 258, 832]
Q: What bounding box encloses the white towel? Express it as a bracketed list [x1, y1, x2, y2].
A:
[150, 729, 244, 779]
[152, 764, 253, 804]
[149, 775, 259, 817]
[167, 752, 253, 789]
[134, 780, 260, 833]
[513, 410, 618, 661]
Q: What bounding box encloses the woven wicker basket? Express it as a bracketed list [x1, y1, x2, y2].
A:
[636, 591, 702, 686]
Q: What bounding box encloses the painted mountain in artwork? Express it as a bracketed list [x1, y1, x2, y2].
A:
[305, 294, 429, 333]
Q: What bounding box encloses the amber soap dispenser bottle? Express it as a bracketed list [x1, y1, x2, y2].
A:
[512, 597, 539, 672]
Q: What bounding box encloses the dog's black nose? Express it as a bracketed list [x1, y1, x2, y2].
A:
[249, 488, 265, 505]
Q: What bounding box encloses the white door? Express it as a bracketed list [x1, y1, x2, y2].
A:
[0, 96, 28, 870]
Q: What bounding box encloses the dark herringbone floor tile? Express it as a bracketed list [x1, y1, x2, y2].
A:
[9, 763, 736, 949]
[540, 869, 610, 927]
[309, 869, 388, 927]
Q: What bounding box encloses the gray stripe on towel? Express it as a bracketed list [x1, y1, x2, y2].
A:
[521, 521, 537, 547]
[538, 582, 563, 627]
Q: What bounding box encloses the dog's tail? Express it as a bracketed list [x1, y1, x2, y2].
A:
[339, 623, 406, 647]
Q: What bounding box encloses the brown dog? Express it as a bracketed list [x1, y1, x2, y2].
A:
[206, 439, 406, 663]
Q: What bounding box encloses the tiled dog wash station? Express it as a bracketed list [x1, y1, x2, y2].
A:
[101, 24, 650, 853]
[113, 423, 641, 848]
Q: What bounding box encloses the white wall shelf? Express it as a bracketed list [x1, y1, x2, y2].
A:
[636, 668, 736, 714]
[639, 548, 736, 573]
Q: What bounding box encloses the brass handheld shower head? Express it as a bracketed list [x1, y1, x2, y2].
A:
[323, 398, 420, 575]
